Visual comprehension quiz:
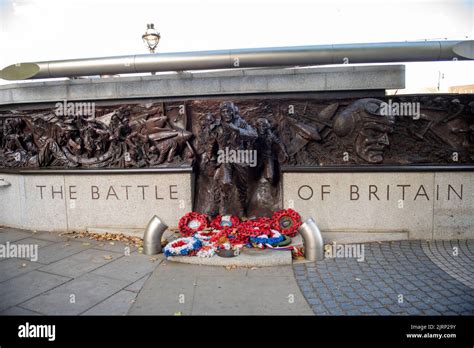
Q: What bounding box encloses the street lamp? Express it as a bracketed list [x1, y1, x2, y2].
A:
[142, 23, 161, 53]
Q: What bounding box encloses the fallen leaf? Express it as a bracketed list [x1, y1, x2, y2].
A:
[149, 257, 157, 262]
[109, 242, 115, 246]
[82, 242, 91, 246]
[174, 312, 182, 316]
[103, 255, 113, 260]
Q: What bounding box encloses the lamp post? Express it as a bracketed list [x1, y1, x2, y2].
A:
[142, 23, 161, 53]
[142, 23, 160, 75]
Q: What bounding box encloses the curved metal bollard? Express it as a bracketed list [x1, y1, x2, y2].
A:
[298, 217, 324, 262]
[143, 215, 168, 255]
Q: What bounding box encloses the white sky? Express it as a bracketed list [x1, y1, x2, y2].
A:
[0, 0, 473, 91]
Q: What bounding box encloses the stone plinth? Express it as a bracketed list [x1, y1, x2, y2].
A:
[168, 248, 292, 267]
[283, 172, 474, 240]
[0, 170, 193, 232]
[0, 65, 405, 105]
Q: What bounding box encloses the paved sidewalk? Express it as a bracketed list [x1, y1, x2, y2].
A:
[0, 227, 162, 315]
[294, 240, 474, 315]
[1, 227, 473, 316]
[129, 261, 313, 315]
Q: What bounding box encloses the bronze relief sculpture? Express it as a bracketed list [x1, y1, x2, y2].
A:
[333, 98, 395, 164]
[0, 94, 472, 218]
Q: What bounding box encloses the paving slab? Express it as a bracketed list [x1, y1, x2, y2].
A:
[129, 262, 313, 315]
[34, 240, 93, 265]
[89, 242, 138, 254]
[11, 237, 55, 250]
[0, 270, 71, 312]
[154, 261, 248, 277]
[129, 266, 196, 315]
[0, 258, 43, 283]
[61, 236, 138, 254]
[20, 273, 130, 315]
[0, 306, 42, 315]
[82, 290, 137, 315]
[125, 274, 151, 293]
[39, 249, 123, 278]
[192, 275, 313, 315]
[0, 228, 34, 244]
[92, 252, 164, 283]
[30, 230, 71, 243]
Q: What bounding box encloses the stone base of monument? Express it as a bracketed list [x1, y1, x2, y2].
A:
[322, 231, 409, 244]
[167, 232, 304, 267]
[168, 248, 293, 267]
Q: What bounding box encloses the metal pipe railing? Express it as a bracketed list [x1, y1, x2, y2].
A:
[1, 40, 472, 80]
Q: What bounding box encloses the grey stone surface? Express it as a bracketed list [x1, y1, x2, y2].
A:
[39, 248, 123, 278]
[422, 240, 474, 290]
[0, 258, 42, 282]
[0, 228, 154, 315]
[30, 230, 71, 242]
[192, 275, 311, 315]
[294, 241, 474, 315]
[91, 252, 163, 283]
[35, 240, 92, 265]
[0, 173, 193, 232]
[64, 174, 192, 231]
[322, 231, 408, 244]
[20, 273, 130, 315]
[11, 237, 54, 252]
[130, 261, 313, 315]
[283, 172, 474, 240]
[168, 248, 292, 267]
[125, 274, 151, 293]
[87, 240, 137, 254]
[129, 263, 196, 315]
[0, 306, 41, 315]
[0, 270, 71, 312]
[0, 227, 34, 243]
[433, 172, 474, 240]
[0, 65, 405, 105]
[0, 175, 22, 227]
[82, 290, 137, 315]
[22, 175, 69, 231]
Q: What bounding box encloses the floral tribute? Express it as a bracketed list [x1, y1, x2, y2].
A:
[178, 212, 209, 237]
[271, 209, 302, 237]
[210, 215, 240, 230]
[164, 209, 303, 258]
[163, 237, 202, 257]
[250, 229, 284, 248]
